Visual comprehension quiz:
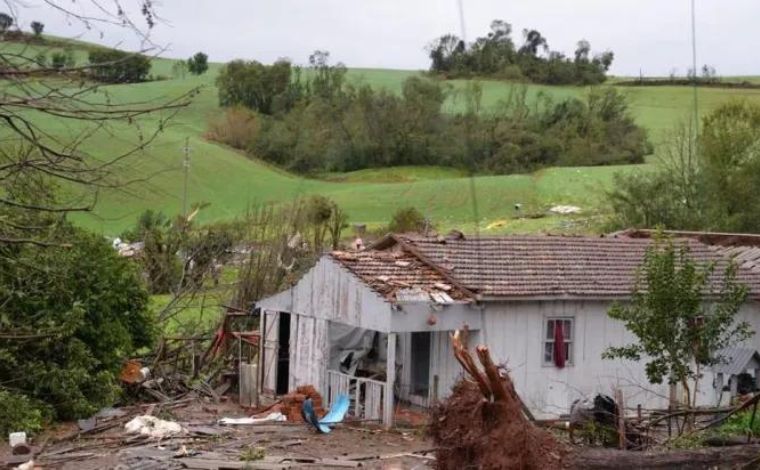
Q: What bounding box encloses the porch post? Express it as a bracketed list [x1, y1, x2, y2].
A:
[384, 332, 397, 428]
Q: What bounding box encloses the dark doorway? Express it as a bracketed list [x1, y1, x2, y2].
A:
[276, 313, 291, 395]
[411, 332, 431, 396]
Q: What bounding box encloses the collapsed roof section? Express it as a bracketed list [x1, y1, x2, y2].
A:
[329, 248, 471, 304]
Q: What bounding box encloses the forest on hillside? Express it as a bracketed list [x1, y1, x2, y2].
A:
[211, 51, 650, 175]
[427, 19, 614, 85]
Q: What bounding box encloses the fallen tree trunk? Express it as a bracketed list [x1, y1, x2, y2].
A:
[568, 444, 760, 469]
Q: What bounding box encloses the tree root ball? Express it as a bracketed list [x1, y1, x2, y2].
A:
[428, 380, 565, 470]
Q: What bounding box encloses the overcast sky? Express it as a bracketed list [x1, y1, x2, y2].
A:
[15, 1, 760, 76]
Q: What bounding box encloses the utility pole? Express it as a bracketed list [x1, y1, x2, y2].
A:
[182, 137, 191, 217]
[690, 0, 699, 137]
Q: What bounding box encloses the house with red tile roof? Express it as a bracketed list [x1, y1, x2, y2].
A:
[256, 231, 760, 425]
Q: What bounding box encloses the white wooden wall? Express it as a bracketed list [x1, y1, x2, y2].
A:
[257, 257, 394, 332]
[261, 310, 279, 395]
[289, 315, 329, 393]
[425, 300, 760, 418]
[430, 331, 463, 401]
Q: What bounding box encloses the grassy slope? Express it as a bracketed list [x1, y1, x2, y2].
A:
[7, 40, 760, 234]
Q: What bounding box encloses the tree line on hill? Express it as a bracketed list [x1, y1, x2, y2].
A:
[609, 101, 760, 234]
[427, 19, 614, 85]
[210, 51, 651, 175]
[0, 12, 212, 85]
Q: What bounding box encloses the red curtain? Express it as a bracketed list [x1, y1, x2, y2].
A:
[553, 321, 566, 368]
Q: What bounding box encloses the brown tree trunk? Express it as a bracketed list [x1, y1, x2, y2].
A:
[568, 444, 760, 469]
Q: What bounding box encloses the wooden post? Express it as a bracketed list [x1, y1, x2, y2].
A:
[384, 333, 396, 428]
[615, 388, 626, 450]
[257, 310, 266, 397]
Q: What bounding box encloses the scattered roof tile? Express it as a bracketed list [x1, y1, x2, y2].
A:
[329, 249, 469, 302]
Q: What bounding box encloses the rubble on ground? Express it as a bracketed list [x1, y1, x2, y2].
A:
[124, 415, 185, 438]
[1, 397, 434, 469]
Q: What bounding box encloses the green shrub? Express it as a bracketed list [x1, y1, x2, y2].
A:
[0, 226, 155, 422]
[206, 106, 260, 150]
[718, 410, 760, 437]
[0, 390, 48, 436]
[388, 207, 428, 233]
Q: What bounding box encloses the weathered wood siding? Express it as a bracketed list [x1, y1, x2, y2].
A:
[261, 310, 279, 395]
[258, 257, 394, 332]
[430, 331, 464, 401]
[289, 315, 329, 392]
[425, 300, 760, 417]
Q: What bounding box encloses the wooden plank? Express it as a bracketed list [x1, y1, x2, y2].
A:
[262, 311, 280, 396]
[239, 363, 258, 407]
[177, 458, 290, 469]
[384, 333, 396, 428]
[318, 458, 363, 468]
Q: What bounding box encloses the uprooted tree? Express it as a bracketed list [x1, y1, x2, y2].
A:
[432, 331, 760, 469]
[428, 331, 565, 470]
[603, 234, 752, 418]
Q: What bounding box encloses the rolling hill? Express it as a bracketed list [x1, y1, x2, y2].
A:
[7, 39, 760, 235]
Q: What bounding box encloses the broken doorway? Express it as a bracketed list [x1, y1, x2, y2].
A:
[410, 332, 431, 402]
[275, 313, 291, 395]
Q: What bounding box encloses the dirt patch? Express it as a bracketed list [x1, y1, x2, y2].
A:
[429, 380, 565, 469]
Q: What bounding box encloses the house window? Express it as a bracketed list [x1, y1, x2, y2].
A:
[544, 318, 574, 367]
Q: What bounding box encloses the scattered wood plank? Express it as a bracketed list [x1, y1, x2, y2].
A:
[176, 458, 291, 469]
[317, 458, 362, 467]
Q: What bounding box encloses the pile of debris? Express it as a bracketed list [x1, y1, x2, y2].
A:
[276, 385, 326, 423]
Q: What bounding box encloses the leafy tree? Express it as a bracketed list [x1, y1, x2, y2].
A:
[127, 210, 185, 294]
[308, 50, 347, 100]
[216, 59, 297, 114]
[30, 20, 44, 37]
[519, 29, 548, 57]
[427, 19, 612, 85]
[171, 59, 188, 78]
[609, 102, 760, 233]
[0, 224, 155, 424]
[0, 12, 12, 32]
[88, 48, 152, 83]
[251, 74, 649, 174]
[427, 34, 466, 74]
[187, 51, 209, 75]
[603, 235, 752, 412]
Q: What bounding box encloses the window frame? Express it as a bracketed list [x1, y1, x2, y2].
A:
[542, 317, 575, 367]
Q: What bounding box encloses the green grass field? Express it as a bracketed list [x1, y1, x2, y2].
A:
[7, 39, 760, 235]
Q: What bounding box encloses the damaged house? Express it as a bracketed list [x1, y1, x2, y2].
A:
[256, 231, 760, 425]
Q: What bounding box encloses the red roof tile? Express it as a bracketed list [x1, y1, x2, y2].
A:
[329, 249, 468, 302]
[375, 234, 760, 299]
